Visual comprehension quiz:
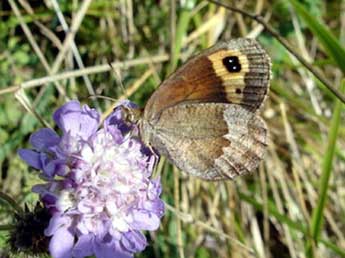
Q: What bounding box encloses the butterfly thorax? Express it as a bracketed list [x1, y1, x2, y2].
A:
[119, 105, 142, 122]
[139, 118, 152, 147]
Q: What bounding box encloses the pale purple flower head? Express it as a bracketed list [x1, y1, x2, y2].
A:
[18, 100, 164, 258]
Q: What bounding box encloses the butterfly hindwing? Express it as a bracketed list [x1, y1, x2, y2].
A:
[142, 103, 267, 180]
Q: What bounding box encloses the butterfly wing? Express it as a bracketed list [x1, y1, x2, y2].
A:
[142, 103, 267, 180]
[144, 38, 271, 122]
[141, 38, 270, 180]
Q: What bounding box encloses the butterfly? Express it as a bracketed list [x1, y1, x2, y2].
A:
[129, 38, 271, 180]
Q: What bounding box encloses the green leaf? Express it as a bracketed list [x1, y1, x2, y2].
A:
[196, 247, 211, 258]
[289, 0, 345, 73]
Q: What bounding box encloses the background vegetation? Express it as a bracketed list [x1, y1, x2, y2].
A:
[0, 0, 345, 257]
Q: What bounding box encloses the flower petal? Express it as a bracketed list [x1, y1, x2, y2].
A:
[72, 234, 94, 258]
[29, 128, 60, 151]
[147, 178, 162, 200]
[18, 149, 42, 169]
[53, 100, 99, 140]
[121, 231, 147, 253]
[45, 213, 71, 236]
[143, 199, 165, 218]
[131, 210, 160, 231]
[53, 100, 81, 130]
[94, 239, 133, 258]
[49, 226, 74, 258]
[42, 158, 66, 178]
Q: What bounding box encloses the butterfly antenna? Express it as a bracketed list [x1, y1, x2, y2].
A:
[108, 60, 127, 98]
[86, 95, 117, 102]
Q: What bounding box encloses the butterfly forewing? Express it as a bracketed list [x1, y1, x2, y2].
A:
[144, 38, 270, 121]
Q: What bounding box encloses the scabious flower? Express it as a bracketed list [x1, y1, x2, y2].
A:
[18, 100, 164, 258]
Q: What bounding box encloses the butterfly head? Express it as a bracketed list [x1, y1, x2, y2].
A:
[117, 105, 143, 124]
[116, 105, 152, 146]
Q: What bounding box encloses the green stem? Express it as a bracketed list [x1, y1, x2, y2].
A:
[0, 191, 23, 214]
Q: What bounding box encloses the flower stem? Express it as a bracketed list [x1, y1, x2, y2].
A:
[0, 224, 16, 231]
[0, 191, 23, 214]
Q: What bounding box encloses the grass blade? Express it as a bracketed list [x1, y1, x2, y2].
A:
[306, 80, 345, 256]
[289, 0, 345, 73]
[239, 192, 345, 257]
[168, 2, 193, 74]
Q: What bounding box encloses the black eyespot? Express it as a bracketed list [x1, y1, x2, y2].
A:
[235, 88, 242, 94]
[222, 56, 241, 72]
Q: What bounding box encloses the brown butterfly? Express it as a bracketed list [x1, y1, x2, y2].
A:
[129, 38, 271, 180]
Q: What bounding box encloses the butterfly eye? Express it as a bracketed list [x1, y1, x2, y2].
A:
[118, 106, 133, 122]
[222, 56, 241, 72]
